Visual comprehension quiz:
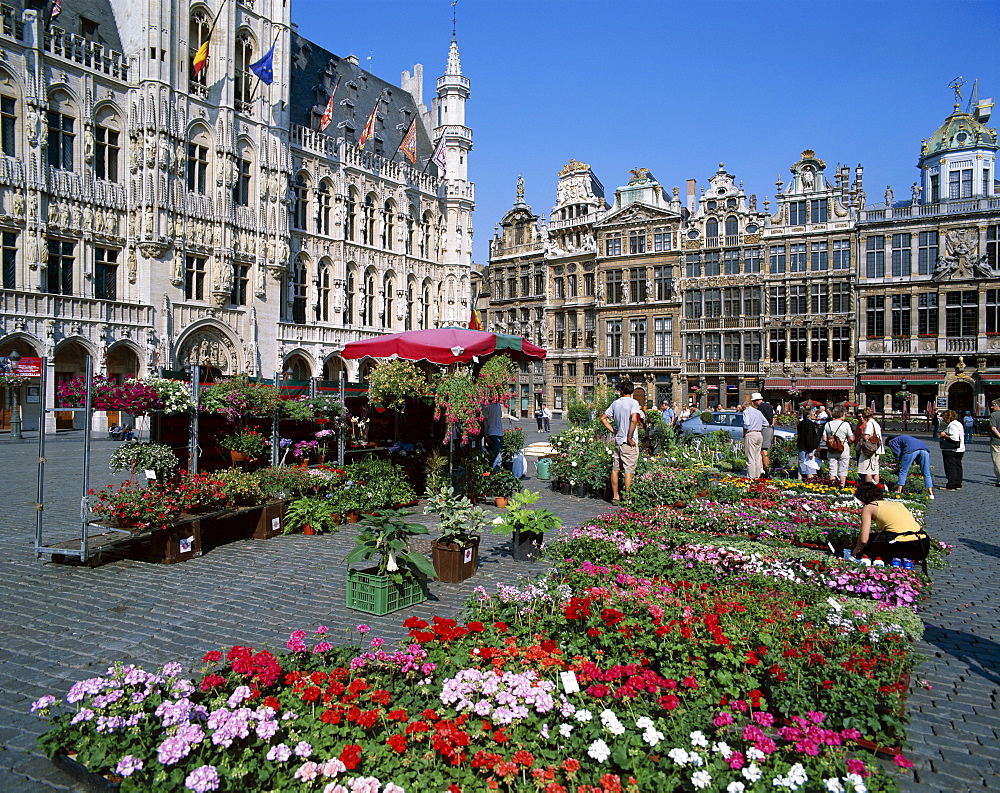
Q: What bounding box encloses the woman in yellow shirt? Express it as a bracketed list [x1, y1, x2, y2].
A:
[852, 481, 930, 566]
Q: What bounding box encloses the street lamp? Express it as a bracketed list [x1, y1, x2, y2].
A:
[899, 377, 908, 431]
[7, 349, 21, 441]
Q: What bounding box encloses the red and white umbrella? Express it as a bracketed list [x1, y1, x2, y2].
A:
[341, 328, 546, 365]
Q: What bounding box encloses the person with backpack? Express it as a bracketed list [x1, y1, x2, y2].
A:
[817, 406, 854, 487]
[856, 407, 884, 485]
[599, 379, 642, 504]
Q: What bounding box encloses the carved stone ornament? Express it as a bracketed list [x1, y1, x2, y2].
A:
[137, 237, 172, 259]
[177, 329, 239, 374]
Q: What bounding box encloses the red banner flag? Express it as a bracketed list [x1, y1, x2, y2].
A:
[319, 81, 339, 131]
[399, 119, 417, 164]
[358, 102, 378, 149]
[468, 309, 482, 331]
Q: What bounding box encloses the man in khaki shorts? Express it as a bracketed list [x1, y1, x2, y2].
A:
[600, 379, 642, 505]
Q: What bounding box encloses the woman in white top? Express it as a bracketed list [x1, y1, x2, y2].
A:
[938, 409, 966, 490]
[817, 406, 854, 487]
[856, 407, 884, 484]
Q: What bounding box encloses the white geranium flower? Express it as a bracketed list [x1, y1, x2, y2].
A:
[642, 728, 664, 747]
[691, 771, 712, 789]
[742, 763, 762, 783]
[726, 783, 746, 793]
[712, 741, 733, 758]
[845, 774, 867, 793]
[689, 730, 709, 748]
[824, 779, 846, 793]
[746, 746, 766, 761]
[558, 723, 573, 737]
[787, 764, 808, 786]
[587, 739, 611, 763]
[574, 709, 592, 723]
[667, 747, 690, 765]
[635, 716, 654, 730]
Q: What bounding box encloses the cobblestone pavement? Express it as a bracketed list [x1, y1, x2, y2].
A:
[0, 423, 997, 790]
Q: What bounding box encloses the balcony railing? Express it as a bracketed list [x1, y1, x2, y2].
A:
[682, 317, 761, 330]
[946, 337, 978, 353]
[596, 355, 680, 370]
[0, 290, 152, 327]
[547, 211, 604, 231]
[45, 27, 128, 80]
[862, 197, 1000, 222]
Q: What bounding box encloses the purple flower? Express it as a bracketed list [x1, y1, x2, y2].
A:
[294, 741, 313, 758]
[267, 743, 292, 762]
[157, 736, 193, 765]
[30, 695, 56, 712]
[115, 756, 144, 777]
[184, 765, 219, 792]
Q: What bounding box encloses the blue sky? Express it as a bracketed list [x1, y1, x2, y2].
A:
[294, 0, 1000, 264]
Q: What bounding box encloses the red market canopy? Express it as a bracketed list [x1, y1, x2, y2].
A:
[340, 328, 547, 365]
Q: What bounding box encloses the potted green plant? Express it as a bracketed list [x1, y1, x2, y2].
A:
[423, 486, 490, 582]
[485, 468, 522, 507]
[109, 441, 179, 481]
[345, 508, 436, 614]
[218, 429, 269, 462]
[200, 375, 282, 421]
[212, 468, 265, 507]
[491, 489, 561, 561]
[501, 427, 525, 468]
[366, 359, 428, 411]
[283, 494, 340, 535]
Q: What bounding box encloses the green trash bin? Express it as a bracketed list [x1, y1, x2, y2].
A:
[535, 457, 551, 480]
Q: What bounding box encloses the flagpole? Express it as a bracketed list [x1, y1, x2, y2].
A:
[246, 29, 281, 105]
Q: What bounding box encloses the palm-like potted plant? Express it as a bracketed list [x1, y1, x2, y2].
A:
[345, 509, 436, 614]
[423, 486, 490, 582]
[283, 494, 341, 535]
[491, 489, 562, 561]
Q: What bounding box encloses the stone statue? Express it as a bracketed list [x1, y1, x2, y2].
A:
[884, 186, 893, 206]
[621, 281, 629, 304]
[516, 174, 524, 203]
[47, 202, 59, 226]
[127, 247, 137, 283]
[801, 168, 815, 191]
[911, 182, 921, 204]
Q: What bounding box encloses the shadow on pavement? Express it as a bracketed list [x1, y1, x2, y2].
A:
[920, 624, 1000, 687]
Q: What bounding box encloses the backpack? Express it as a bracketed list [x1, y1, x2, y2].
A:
[826, 421, 845, 454]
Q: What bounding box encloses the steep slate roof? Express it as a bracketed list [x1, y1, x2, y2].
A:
[289, 32, 439, 175]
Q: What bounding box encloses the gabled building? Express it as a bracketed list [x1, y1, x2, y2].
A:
[856, 96, 1000, 415]
[0, 0, 472, 433]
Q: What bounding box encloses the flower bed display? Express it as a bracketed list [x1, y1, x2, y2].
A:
[36, 470, 938, 791]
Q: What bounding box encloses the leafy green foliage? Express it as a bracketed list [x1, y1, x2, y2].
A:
[491, 489, 562, 537]
[346, 509, 436, 583]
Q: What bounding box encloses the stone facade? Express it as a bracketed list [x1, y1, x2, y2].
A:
[0, 0, 472, 432]
[486, 99, 999, 416]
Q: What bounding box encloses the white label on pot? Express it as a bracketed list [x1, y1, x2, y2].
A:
[464, 548, 473, 563]
[272, 518, 281, 532]
[145, 469, 156, 480]
[827, 541, 836, 554]
[826, 597, 842, 611]
[180, 536, 194, 554]
[560, 671, 580, 694]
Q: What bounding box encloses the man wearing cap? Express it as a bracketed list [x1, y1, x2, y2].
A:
[757, 396, 776, 477]
[742, 393, 768, 479]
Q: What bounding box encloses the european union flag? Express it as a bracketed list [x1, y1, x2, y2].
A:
[249, 44, 275, 85]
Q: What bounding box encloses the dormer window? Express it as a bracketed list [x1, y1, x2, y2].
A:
[726, 198, 737, 209]
[956, 132, 968, 144]
[706, 200, 717, 211]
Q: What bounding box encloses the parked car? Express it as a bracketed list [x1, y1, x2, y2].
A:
[679, 411, 796, 441]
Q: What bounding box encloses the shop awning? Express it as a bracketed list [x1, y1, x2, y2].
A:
[859, 374, 944, 385]
[763, 378, 854, 390]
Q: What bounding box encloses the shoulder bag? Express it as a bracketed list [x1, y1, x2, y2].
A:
[826, 421, 845, 454]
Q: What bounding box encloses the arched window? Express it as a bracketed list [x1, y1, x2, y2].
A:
[188, 9, 211, 96]
[316, 261, 331, 322]
[363, 269, 376, 325]
[405, 278, 415, 330]
[362, 194, 376, 245]
[705, 218, 719, 242]
[291, 256, 307, 324]
[234, 30, 254, 114]
[406, 207, 416, 254]
[345, 186, 357, 240]
[317, 181, 332, 236]
[382, 274, 394, 328]
[422, 281, 431, 328]
[232, 142, 252, 206]
[345, 267, 356, 325]
[420, 211, 433, 258]
[381, 201, 395, 250]
[93, 106, 121, 183]
[186, 126, 211, 194]
[1, 84, 19, 158]
[293, 173, 309, 230]
[724, 215, 739, 240]
[47, 91, 76, 171]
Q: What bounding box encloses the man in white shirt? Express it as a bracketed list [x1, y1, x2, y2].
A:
[742, 393, 768, 479]
[600, 380, 641, 505]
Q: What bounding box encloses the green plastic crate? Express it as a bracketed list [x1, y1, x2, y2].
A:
[345, 568, 428, 615]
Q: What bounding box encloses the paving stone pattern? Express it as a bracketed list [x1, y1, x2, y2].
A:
[0, 422, 996, 791]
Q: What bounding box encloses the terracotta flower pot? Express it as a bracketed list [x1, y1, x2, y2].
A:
[303, 524, 316, 535]
[346, 510, 361, 523]
[494, 497, 508, 508]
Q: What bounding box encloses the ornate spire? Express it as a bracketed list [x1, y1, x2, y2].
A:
[446, 39, 462, 77]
